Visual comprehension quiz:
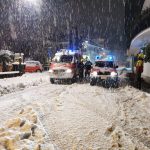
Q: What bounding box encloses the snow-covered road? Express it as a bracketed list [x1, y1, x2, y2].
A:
[0, 72, 150, 149]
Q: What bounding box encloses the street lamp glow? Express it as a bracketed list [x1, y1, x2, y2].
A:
[25, 0, 39, 5]
[23, 0, 42, 13]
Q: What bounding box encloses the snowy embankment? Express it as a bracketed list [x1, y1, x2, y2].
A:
[1, 74, 150, 149]
[0, 72, 49, 96]
[0, 106, 55, 150]
[110, 86, 150, 150]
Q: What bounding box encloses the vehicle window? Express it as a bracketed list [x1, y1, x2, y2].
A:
[35, 62, 39, 65]
[26, 62, 36, 66]
[52, 56, 60, 63]
[26, 62, 31, 64]
[60, 55, 73, 63]
[95, 61, 113, 68]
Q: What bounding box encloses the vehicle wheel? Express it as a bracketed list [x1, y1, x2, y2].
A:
[102, 80, 110, 88]
[37, 69, 41, 73]
[109, 80, 119, 88]
[112, 81, 119, 88]
[50, 78, 55, 84]
[65, 79, 71, 84]
[90, 78, 96, 86]
[119, 78, 128, 87]
[71, 76, 77, 83]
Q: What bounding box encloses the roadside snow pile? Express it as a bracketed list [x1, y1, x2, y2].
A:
[0, 106, 54, 150]
[106, 126, 135, 150]
[0, 72, 49, 96]
[105, 125, 149, 150]
[116, 86, 150, 149]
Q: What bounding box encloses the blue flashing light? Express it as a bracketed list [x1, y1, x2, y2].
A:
[95, 55, 101, 60]
[67, 49, 74, 53]
[108, 56, 113, 60]
[68, 49, 73, 52]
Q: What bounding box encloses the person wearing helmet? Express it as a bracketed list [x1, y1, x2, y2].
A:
[137, 52, 144, 60]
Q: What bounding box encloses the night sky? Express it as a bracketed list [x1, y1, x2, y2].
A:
[47, 0, 125, 49]
[0, 0, 126, 56]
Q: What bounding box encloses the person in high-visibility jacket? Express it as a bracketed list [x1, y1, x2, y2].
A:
[136, 59, 144, 73]
[137, 52, 144, 60]
[135, 53, 144, 90]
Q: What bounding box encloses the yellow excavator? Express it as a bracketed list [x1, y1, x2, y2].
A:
[0, 50, 26, 78]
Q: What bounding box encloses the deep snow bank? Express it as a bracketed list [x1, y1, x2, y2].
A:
[116, 86, 150, 149]
[0, 106, 54, 150]
[0, 72, 49, 96]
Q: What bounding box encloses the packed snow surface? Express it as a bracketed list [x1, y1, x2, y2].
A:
[0, 72, 49, 96]
[0, 106, 55, 150]
[0, 73, 150, 149]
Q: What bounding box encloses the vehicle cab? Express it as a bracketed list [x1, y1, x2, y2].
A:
[49, 49, 82, 84]
[90, 55, 118, 87]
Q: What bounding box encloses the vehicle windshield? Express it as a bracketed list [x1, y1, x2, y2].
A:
[95, 61, 114, 68]
[60, 55, 73, 63]
[26, 61, 39, 66]
[53, 55, 73, 63]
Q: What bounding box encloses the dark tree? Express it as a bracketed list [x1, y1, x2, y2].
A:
[143, 44, 150, 63]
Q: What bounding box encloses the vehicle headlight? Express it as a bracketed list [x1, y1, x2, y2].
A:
[66, 69, 72, 73]
[49, 69, 53, 73]
[111, 71, 117, 77]
[92, 71, 97, 76]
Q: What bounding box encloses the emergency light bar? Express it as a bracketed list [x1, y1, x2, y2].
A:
[95, 55, 115, 61]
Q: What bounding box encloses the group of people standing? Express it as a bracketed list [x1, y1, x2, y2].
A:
[77, 58, 92, 82]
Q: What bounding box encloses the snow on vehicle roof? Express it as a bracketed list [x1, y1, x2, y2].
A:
[15, 53, 24, 56]
[25, 61, 40, 63]
[55, 49, 81, 56]
[95, 58, 114, 62]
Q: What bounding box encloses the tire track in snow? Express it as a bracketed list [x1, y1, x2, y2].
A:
[35, 84, 115, 149]
[31, 85, 70, 149]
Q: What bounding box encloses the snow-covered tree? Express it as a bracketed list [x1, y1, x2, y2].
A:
[142, 44, 150, 62]
[0, 50, 14, 72]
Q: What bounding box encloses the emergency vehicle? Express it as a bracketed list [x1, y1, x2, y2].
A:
[90, 54, 118, 87]
[49, 49, 82, 84]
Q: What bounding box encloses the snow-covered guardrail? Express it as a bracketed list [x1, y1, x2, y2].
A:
[0, 71, 20, 78]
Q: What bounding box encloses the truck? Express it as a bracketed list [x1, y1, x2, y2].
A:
[90, 54, 119, 88]
[49, 49, 82, 84]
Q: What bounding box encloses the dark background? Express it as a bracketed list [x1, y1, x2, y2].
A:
[0, 0, 146, 62]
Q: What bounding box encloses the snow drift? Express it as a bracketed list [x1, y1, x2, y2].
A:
[0, 106, 55, 150]
[0, 72, 49, 96]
